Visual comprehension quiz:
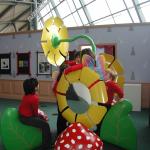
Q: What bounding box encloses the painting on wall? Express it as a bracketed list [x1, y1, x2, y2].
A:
[16, 52, 31, 75]
[37, 52, 51, 75]
[0, 53, 11, 74]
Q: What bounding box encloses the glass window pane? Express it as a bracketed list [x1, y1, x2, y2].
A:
[140, 2, 150, 22]
[84, 0, 94, 5]
[57, 1, 71, 18]
[107, 0, 126, 13]
[73, 0, 82, 9]
[78, 9, 88, 25]
[54, 0, 63, 6]
[63, 15, 77, 27]
[43, 14, 50, 22]
[129, 8, 140, 23]
[113, 10, 132, 23]
[137, 0, 148, 4]
[37, 21, 43, 30]
[52, 10, 56, 17]
[72, 12, 83, 26]
[86, 0, 110, 21]
[48, 2, 53, 9]
[40, 7, 48, 17]
[46, 5, 50, 12]
[66, 0, 76, 12]
[124, 0, 134, 8]
[94, 16, 115, 25]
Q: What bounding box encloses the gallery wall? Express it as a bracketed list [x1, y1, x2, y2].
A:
[68, 24, 150, 83]
[0, 23, 150, 83]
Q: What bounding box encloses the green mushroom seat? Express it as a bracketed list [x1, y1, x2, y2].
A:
[0, 108, 42, 150]
[100, 99, 137, 150]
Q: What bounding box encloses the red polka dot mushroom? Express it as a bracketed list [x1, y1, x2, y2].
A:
[55, 122, 103, 150]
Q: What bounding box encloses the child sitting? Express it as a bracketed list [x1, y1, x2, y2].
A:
[18, 78, 51, 150]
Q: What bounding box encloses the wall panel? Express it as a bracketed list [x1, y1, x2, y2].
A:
[141, 83, 150, 108]
[0, 80, 56, 102]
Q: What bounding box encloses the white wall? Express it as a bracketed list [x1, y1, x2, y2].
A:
[68, 24, 150, 83]
[0, 23, 150, 83]
[124, 84, 141, 111]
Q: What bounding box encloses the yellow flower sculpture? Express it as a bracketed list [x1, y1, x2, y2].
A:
[41, 17, 69, 66]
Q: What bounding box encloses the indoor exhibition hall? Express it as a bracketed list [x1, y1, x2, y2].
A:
[0, 0, 150, 150]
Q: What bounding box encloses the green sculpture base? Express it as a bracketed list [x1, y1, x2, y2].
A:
[0, 108, 42, 150]
[100, 99, 137, 150]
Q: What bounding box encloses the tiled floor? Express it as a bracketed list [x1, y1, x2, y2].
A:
[0, 99, 150, 150]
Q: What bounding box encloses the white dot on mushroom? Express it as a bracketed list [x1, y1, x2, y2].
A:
[60, 134, 63, 138]
[57, 146, 60, 150]
[78, 144, 83, 149]
[71, 139, 76, 144]
[86, 136, 90, 140]
[64, 144, 70, 149]
[72, 129, 76, 133]
[87, 144, 93, 148]
[89, 133, 94, 136]
[81, 129, 85, 133]
[77, 136, 82, 140]
[96, 142, 99, 147]
[60, 140, 64, 143]
[66, 132, 69, 137]
[77, 123, 81, 127]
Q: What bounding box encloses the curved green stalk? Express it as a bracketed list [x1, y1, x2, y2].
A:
[52, 34, 96, 54]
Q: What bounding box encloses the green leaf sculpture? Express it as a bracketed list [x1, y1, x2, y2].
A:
[0, 108, 42, 150]
[100, 99, 137, 150]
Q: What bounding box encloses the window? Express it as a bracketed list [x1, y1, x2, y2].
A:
[66, 0, 76, 12]
[106, 0, 126, 13]
[129, 8, 140, 23]
[94, 16, 115, 25]
[40, 7, 48, 17]
[72, 12, 83, 26]
[37, 20, 43, 30]
[57, 1, 71, 18]
[52, 10, 57, 17]
[63, 15, 77, 27]
[78, 9, 88, 25]
[84, 0, 95, 5]
[137, 0, 148, 4]
[113, 10, 132, 23]
[73, 0, 82, 9]
[37, 0, 150, 29]
[124, 0, 134, 8]
[54, 0, 64, 6]
[86, 0, 110, 21]
[43, 14, 51, 22]
[139, 2, 150, 22]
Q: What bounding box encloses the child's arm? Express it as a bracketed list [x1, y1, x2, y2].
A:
[111, 82, 124, 105]
[112, 82, 124, 100]
[38, 109, 48, 121]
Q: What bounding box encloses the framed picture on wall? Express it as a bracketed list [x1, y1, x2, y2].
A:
[16, 52, 31, 75]
[0, 53, 11, 74]
[37, 52, 52, 76]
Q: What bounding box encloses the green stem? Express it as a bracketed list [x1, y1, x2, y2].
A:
[52, 34, 96, 54]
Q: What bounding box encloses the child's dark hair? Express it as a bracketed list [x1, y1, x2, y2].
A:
[81, 48, 95, 59]
[23, 78, 38, 95]
[74, 48, 95, 60]
[74, 51, 81, 59]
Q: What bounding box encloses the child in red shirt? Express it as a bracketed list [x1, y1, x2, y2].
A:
[105, 69, 124, 108]
[95, 69, 124, 135]
[19, 78, 51, 150]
